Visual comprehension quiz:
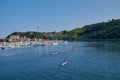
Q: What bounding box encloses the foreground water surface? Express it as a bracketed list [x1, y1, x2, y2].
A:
[0, 41, 120, 80]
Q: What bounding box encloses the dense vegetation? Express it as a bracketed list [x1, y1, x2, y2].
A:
[7, 19, 120, 40]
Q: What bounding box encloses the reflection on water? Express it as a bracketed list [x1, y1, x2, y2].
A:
[0, 41, 120, 80]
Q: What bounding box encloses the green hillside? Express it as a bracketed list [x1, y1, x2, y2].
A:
[7, 19, 120, 40]
[71, 19, 120, 40]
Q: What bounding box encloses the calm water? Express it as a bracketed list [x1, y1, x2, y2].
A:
[0, 41, 120, 80]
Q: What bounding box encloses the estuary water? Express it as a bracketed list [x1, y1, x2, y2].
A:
[0, 41, 120, 80]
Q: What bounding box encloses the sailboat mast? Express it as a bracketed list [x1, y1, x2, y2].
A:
[36, 27, 39, 40]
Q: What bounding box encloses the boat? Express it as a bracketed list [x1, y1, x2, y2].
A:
[52, 51, 58, 55]
[0, 41, 9, 50]
[52, 42, 59, 45]
[33, 43, 46, 47]
[1, 47, 6, 50]
[62, 61, 67, 66]
[63, 41, 68, 44]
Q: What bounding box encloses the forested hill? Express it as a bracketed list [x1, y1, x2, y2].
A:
[71, 19, 120, 40]
[7, 19, 120, 40]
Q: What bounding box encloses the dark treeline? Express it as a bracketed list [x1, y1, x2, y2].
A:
[7, 19, 120, 40]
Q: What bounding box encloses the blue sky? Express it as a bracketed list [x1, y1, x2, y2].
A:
[0, 0, 120, 38]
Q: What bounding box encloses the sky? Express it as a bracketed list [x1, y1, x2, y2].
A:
[0, 0, 120, 38]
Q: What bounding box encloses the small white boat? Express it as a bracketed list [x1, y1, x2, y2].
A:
[52, 42, 59, 45]
[63, 41, 68, 44]
[52, 51, 58, 55]
[62, 61, 67, 66]
[33, 43, 46, 47]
